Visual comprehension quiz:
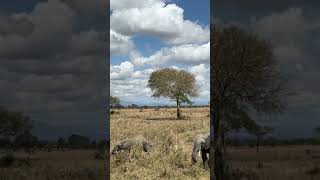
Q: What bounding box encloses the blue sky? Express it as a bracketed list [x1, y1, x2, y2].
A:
[110, 0, 210, 106]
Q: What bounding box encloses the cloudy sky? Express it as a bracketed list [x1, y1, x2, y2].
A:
[110, 0, 210, 106]
[0, 0, 107, 140]
[216, 1, 320, 138]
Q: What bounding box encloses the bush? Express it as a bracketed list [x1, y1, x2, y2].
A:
[110, 110, 120, 115]
[94, 151, 104, 159]
[0, 153, 16, 167]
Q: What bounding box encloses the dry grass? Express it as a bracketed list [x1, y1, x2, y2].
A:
[110, 107, 210, 180]
[225, 145, 320, 180]
[0, 150, 105, 180]
[110, 108, 320, 180]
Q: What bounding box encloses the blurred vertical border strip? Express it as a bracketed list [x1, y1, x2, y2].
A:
[210, 0, 215, 179]
[105, 0, 111, 180]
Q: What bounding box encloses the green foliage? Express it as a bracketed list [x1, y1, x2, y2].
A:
[148, 68, 198, 100]
[148, 68, 199, 118]
[110, 96, 120, 107]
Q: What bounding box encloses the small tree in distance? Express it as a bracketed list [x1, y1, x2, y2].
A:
[247, 124, 273, 152]
[147, 68, 199, 119]
[0, 107, 32, 138]
[110, 96, 120, 109]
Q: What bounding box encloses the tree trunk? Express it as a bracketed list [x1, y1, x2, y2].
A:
[176, 100, 181, 119]
[256, 135, 260, 152]
[222, 131, 227, 155]
[212, 106, 225, 180]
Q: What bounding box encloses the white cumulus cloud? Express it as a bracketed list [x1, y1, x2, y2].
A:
[110, 0, 209, 45]
[131, 42, 210, 66]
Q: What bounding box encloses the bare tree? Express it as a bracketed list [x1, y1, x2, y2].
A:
[211, 26, 287, 179]
[148, 68, 199, 119]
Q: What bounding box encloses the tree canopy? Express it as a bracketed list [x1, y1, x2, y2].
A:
[148, 68, 199, 119]
[110, 96, 120, 108]
[210, 26, 288, 179]
[0, 106, 32, 138]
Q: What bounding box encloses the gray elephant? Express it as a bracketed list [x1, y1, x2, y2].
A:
[191, 133, 210, 169]
[111, 135, 151, 155]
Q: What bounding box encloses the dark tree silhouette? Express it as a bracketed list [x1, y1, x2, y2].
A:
[14, 131, 38, 154]
[68, 134, 90, 149]
[211, 26, 287, 179]
[0, 106, 32, 140]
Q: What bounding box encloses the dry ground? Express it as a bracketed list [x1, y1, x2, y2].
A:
[225, 145, 320, 180]
[110, 107, 210, 180]
[0, 150, 105, 180]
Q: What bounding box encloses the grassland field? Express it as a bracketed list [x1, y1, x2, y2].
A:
[1, 107, 319, 180]
[111, 107, 320, 180]
[111, 107, 210, 180]
[0, 149, 105, 180]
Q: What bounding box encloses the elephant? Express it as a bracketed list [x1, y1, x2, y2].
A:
[111, 135, 151, 155]
[191, 133, 210, 169]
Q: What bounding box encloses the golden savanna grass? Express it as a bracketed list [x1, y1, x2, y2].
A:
[110, 107, 210, 180]
[111, 107, 320, 180]
[0, 150, 105, 180]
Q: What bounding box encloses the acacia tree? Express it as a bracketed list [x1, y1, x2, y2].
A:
[148, 68, 199, 119]
[0, 106, 32, 140]
[211, 26, 287, 179]
[246, 123, 273, 152]
[110, 96, 120, 108]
